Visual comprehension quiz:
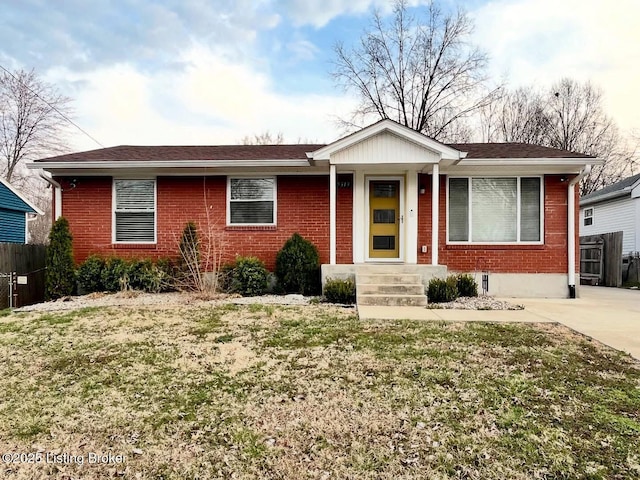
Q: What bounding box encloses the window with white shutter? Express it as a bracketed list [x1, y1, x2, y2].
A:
[113, 179, 156, 243]
[447, 176, 543, 243]
[228, 177, 276, 225]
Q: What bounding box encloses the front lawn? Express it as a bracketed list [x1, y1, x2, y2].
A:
[0, 302, 638, 479]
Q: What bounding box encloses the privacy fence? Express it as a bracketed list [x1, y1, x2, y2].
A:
[0, 243, 46, 309]
[578, 231, 638, 287]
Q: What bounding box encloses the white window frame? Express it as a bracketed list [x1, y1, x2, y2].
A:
[226, 176, 277, 226]
[112, 178, 157, 244]
[583, 207, 594, 226]
[446, 175, 544, 245]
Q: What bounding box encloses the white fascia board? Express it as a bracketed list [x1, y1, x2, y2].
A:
[27, 159, 311, 170]
[441, 165, 584, 176]
[32, 166, 329, 177]
[0, 177, 44, 215]
[456, 157, 602, 167]
[310, 119, 465, 161]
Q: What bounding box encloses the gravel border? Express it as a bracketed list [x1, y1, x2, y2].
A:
[15, 292, 521, 313]
[14, 291, 321, 313]
[427, 295, 524, 310]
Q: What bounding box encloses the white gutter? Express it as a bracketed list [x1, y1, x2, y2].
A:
[39, 172, 62, 220]
[455, 158, 596, 167]
[27, 159, 311, 170]
[567, 165, 592, 298]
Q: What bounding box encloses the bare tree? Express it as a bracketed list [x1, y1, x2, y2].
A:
[26, 186, 52, 244]
[332, 0, 500, 142]
[484, 79, 635, 196]
[240, 130, 317, 145]
[0, 69, 71, 183]
[481, 87, 548, 144]
[241, 130, 285, 145]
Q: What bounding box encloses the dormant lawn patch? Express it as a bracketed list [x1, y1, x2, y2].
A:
[0, 302, 638, 479]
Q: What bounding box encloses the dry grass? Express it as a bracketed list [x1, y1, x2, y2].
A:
[0, 302, 639, 479]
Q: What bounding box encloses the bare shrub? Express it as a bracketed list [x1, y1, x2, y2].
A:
[174, 181, 227, 292]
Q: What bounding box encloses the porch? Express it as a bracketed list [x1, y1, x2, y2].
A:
[321, 263, 447, 306]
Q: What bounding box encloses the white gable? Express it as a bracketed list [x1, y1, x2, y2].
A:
[309, 119, 464, 164]
[331, 130, 440, 165]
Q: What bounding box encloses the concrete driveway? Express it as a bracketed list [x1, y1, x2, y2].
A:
[511, 286, 640, 360]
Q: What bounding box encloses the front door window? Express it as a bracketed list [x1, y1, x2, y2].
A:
[369, 180, 400, 258]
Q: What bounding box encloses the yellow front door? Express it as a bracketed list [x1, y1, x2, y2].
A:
[369, 180, 400, 258]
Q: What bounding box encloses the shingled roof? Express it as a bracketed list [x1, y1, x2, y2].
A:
[581, 172, 640, 204]
[33, 144, 326, 163]
[448, 143, 593, 159]
[33, 141, 593, 164]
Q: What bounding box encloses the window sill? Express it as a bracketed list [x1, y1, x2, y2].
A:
[446, 243, 544, 250]
[225, 225, 277, 231]
[112, 243, 157, 249]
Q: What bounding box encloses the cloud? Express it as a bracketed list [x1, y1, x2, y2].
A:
[56, 44, 355, 150]
[472, 0, 640, 131]
[0, 0, 280, 72]
[277, 0, 393, 28]
[287, 38, 320, 62]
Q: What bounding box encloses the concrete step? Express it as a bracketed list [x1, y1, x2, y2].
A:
[357, 283, 424, 295]
[357, 294, 428, 307]
[356, 264, 432, 275]
[356, 273, 423, 285]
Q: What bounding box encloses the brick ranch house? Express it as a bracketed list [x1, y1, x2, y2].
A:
[29, 120, 600, 298]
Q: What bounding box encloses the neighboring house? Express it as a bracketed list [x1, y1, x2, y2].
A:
[579, 173, 640, 255]
[0, 177, 43, 244]
[29, 120, 599, 298]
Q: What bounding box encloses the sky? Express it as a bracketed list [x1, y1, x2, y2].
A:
[1, 0, 638, 152]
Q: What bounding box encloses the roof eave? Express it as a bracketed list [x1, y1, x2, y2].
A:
[0, 177, 44, 215]
[27, 159, 313, 170]
[580, 189, 631, 206]
[455, 157, 600, 167]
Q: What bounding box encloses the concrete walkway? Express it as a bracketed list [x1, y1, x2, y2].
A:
[358, 286, 640, 360]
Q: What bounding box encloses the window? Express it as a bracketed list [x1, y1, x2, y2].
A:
[584, 208, 593, 226]
[228, 177, 276, 225]
[448, 177, 542, 243]
[113, 179, 156, 243]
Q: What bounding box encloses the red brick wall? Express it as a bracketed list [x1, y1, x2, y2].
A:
[417, 174, 575, 274]
[336, 174, 353, 263]
[58, 175, 340, 270]
[58, 172, 576, 274]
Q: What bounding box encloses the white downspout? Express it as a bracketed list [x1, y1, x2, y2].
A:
[39, 173, 62, 220]
[567, 165, 592, 298]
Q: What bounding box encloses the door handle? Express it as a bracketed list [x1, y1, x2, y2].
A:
[400, 215, 404, 224]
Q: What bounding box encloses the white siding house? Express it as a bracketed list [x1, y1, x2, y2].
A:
[580, 173, 640, 255]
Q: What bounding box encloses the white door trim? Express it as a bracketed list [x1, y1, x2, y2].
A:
[365, 175, 405, 263]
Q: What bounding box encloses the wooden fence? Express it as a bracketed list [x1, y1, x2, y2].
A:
[0, 243, 46, 308]
[579, 232, 623, 287]
[623, 252, 640, 284]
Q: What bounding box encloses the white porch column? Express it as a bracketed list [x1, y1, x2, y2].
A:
[329, 164, 337, 265]
[405, 170, 418, 264]
[431, 164, 439, 265]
